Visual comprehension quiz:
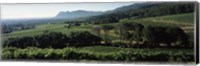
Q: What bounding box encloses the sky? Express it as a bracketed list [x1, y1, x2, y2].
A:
[1, 2, 134, 19]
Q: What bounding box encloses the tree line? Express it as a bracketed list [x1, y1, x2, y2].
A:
[2, 24, 35, 34]
[3, 31, 102, 48]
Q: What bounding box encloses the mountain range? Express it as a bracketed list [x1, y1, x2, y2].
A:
[54, 3, 160, 20]
[55, 10, 104, 19]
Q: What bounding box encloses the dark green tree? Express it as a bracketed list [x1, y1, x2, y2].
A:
[101, 25, 114, 44]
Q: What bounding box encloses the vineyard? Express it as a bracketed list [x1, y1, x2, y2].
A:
[2, 47, 194, 63]
[1, 2, 195, 63]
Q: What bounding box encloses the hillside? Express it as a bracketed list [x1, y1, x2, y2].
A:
[86, 2, 195, 24]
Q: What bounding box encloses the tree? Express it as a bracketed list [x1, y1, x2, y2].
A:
[143, 25, 189, 48]
[92, 25, 101, 35]
[116, 22, 144, 47]
[69, 31, 102, 46]
[101, 25, 114, 44]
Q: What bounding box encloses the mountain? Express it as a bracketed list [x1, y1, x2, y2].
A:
[55, 10, 103, 19]
[86, 2, 195, 24]
[54, 3, 162, 20]
[113, 2, 159, 12]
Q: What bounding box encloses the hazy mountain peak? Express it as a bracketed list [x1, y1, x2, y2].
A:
[55, 10, 103, 19]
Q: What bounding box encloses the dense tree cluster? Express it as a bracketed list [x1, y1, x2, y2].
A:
[117, 22, 144, 47]
[87, 3, 194, 24]
[69, 31, 102, 46]
[3, 31, 102, 48]
[64, 21, 84, 26]
[2, 23, 35, 34]
[101, 25, 115, 44]
[115, 22, 190, 48]
[2, 25, 13, 33]
[143, 26, 190, 48]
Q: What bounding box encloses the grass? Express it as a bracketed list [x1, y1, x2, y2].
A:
[126, 13, 194, 26]
[134, 13, 194, 24]
[154, 13, 194, 24]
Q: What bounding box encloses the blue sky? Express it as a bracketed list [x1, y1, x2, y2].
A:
[1, 3, 134, 19]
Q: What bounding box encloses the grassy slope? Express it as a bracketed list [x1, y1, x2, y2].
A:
[127, 13, 194, 27]
[139, 13, 194, 24]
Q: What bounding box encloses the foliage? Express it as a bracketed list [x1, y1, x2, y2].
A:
[117, 22, 144, 45]
[101, 25, 115, 44]
[143, 25, 189, 48]
[3, 31, 102, 48]
[69, 31, 102, 46]
[2, 47, 194, 62]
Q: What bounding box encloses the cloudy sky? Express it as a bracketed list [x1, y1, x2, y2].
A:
[1, 2, 134, 19]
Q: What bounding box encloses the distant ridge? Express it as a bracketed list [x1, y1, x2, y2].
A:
[55, 10, 103, 19]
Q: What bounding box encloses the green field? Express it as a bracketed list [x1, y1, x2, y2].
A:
[137, 13, 194, 24]
[126, 13, 194, 28]
[2, 24, 92, 39]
